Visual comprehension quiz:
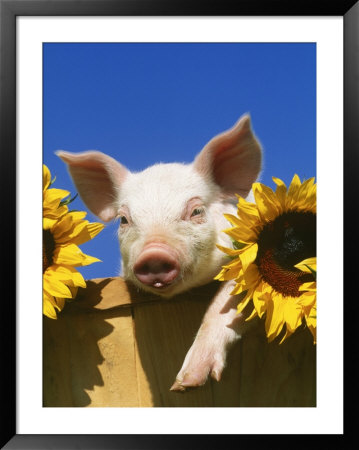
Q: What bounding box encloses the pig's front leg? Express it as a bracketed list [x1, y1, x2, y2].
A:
[170, 281, 246, 392]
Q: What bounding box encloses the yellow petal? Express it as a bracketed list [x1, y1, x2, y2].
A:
[235, 196, 261, 224]
[239, 243, 258, 271]
[67, 211, 87, 221]
[71, 222, 105, 246]
[223, 224, 257, 244]
[223, 213, 243, 227]
[272, 176, 287, 209]
[279, 328, 294, 344]
[214, 267, 228, 281]
[43, 270, 73, 298]
[236, 291, 253, 314]
[283, 298, 303, 332]
[54, 219, 89, 244]
[299, 281, 317, 292]
[43, 290, 58, 319]
[304, 184, 317, 213]
[67, 286, 79, 299]
[52, 213, 84, 241]
[286, 174, 302, 209]
[297, 290, 316, 307]
[293, 181, 316, 214]
[245, 307, 258, 322]
[214, 258, 242, 281]
[216, 244, 244, 256]
[44, 188, 70, 208]
[295, 178, 316, 208]
[52, 264, 86, 288]
[43, 204, 68, 222]
[230, 272, 247, 295]
[253, 183, 281, 222]
[243, 263, 261, 286]
[44, 289, 67, 315]
[306, 305, 317, 344]
[235, 193, 257, 209]
[53, 243, 101, 267]
[265, 294, 285, 342]
[54, 297, 66, 310]
[51, 211, 103, 246]
[309, 327, 316, 344]
[305, 305, 317, 328]
[252, 282, 269, 318]
[43, 165, 51, 192]
[295, 257, 317, 273]
[43, 217, 58, 230]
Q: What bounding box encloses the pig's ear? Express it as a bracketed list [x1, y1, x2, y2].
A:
[193, 114, 262, 199]
[56, 150, 129, 222]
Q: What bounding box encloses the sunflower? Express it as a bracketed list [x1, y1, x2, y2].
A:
[43, 165, 104, 319]
[215, 175, 316, 344]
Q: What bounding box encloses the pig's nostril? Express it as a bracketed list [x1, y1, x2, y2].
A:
[136, 262, 150, 275]
[134, 250, 179, 288]
[136, 260, 174, 275]
[136, 259, 176, 276]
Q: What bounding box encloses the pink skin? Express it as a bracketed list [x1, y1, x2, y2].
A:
[133, 243, 180, 289]
[130, 198, 204, 291]
[56, 114, 262, 392]
[170, 280, 246, 391]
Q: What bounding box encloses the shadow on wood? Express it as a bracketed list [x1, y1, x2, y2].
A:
[43, 277, 316, 407]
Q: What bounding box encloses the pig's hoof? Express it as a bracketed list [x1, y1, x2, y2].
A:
[170, 380, 187, 392]
[170, 363, 223, 392]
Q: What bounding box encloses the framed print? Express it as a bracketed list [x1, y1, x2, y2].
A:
[1, 0, 357, 448]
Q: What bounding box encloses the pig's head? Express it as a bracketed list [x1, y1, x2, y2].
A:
[57, 114, 262, 297]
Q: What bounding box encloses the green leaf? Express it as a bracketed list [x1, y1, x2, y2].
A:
[305, 265, 316, 281]
[60, 193, 78, 207]
[232, 239, 247, 250]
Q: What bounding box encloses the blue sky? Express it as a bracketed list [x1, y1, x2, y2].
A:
[43, 43, 316, 280]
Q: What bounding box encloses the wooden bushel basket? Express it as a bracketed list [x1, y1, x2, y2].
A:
[43, 277, 316, 407]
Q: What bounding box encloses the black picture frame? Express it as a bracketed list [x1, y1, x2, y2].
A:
[1, 0, 357, 448]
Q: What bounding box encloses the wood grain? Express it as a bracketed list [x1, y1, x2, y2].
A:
[43, 277, 316, 407]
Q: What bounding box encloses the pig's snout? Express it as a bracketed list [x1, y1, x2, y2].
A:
[133, 244, 180, 289]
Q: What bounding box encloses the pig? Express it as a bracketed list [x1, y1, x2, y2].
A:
[56, 113, 262, 391]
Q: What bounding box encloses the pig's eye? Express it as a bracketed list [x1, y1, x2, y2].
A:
[119, 215, 129, 225]
[191, 208, 203, 217]
[118, 206, 131, 228]
[190, 206, 205, 224]
[183, 198, 206, 223]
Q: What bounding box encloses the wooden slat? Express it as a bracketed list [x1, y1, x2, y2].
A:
[43, 308, 139, 407]
[43, 277, 316, 407]
[133, 296, 215, 406]
[239, 318, 316, 407]
[43, 314, 74, 407]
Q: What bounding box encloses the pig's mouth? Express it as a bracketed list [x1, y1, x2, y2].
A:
[133, 243, 181, 294]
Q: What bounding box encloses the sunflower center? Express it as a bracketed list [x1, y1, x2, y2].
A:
[256, 211, 316, 297]
[43, 229, 56, 273]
